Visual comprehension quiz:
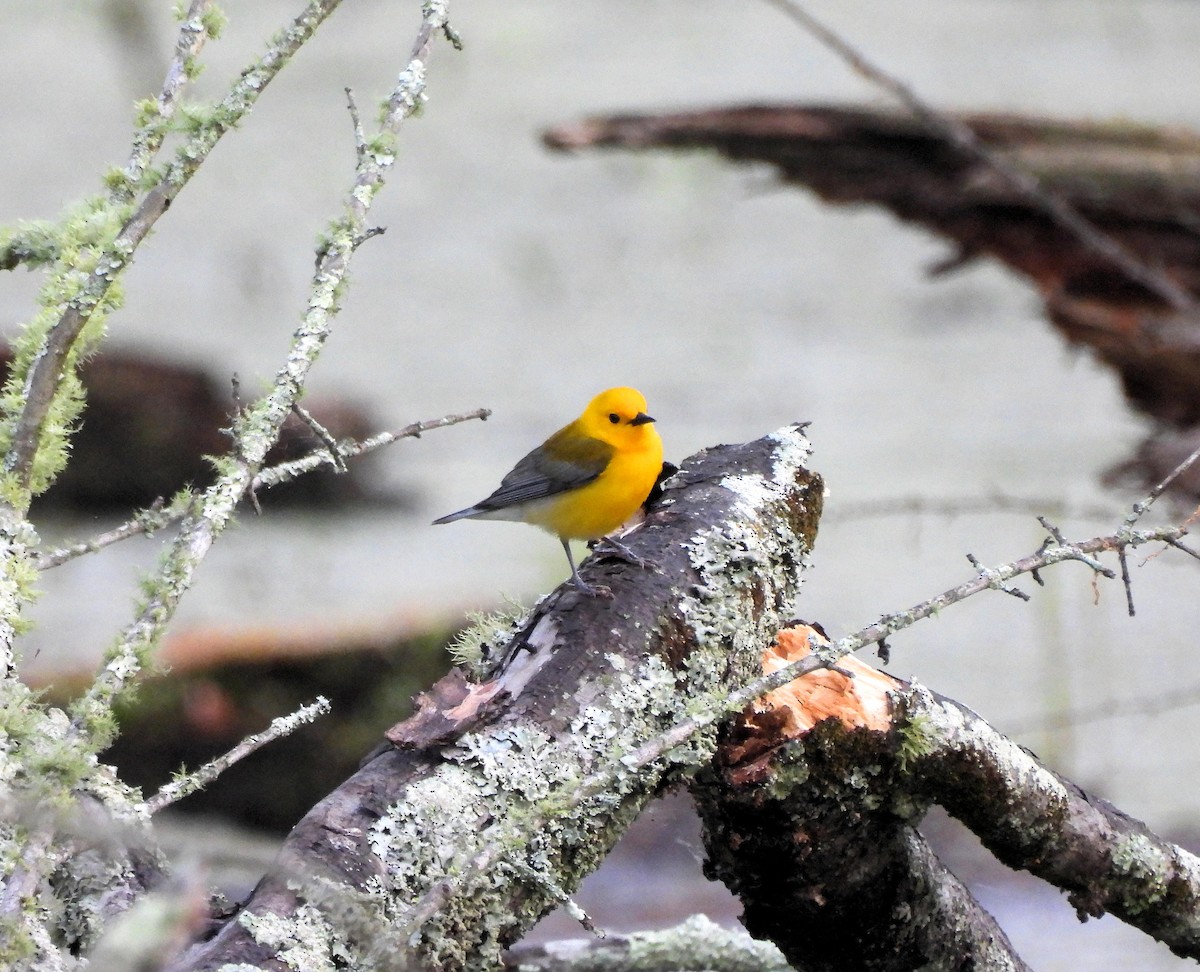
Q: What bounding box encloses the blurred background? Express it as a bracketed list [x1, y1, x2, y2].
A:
[3, 1, 1199, 968]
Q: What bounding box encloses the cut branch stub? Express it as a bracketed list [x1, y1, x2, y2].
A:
[694, 627, 1031, 972]
[167, 424, 823, 972]
[694, 626, 1200, 970]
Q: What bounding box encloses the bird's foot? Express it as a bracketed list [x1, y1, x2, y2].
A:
[588, 536, 659, 572]
[571, 577, 614, 600]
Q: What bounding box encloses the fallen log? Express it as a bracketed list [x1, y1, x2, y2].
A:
[168, 424, 824, 970]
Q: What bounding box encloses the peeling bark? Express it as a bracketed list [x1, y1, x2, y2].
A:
[166, 425, 823, 971]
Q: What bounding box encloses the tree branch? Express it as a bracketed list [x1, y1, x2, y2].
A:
[31, 407, 491, 571]
[0, 4, 462, 961]
[1, 0, 348, 498]
[897, 682, 1200, 953]
[143, 696, 331, 815]
[69, 0, 458, 740]
[696, 628, 1200, 969]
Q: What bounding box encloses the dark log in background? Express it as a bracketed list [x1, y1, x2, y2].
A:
[545, 104, 1200, 499]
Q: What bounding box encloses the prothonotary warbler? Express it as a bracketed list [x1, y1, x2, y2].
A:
[433, 387, 664, 595]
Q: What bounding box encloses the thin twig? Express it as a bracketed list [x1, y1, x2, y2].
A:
[33, 496, 179, 570]
[143, 696, 331, 815]
[967, 552, 1032, 601]
[346, 87, 367, 162]
[291, 402, 348, 472]
[1165, 536, 1200, 563]
[1007, 680, 1200, 736]
[1118, 547, 1135, 616]
[31, 407, 489, 571]
[762, 0, 1196, 313]
[826, 493, 1118, 525]
[0, 0, 459, 937]
[72, 0, 458, 738]
[123, 0, 216, 191]
[252, 407, 491, 491]
[1125, 440, 1200, 526]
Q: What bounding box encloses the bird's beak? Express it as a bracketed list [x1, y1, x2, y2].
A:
[629, 412, 655, 426]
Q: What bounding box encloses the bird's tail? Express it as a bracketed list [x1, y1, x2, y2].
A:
[432, 506, 480, 525]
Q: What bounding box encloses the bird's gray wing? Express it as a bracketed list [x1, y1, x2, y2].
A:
[473, 433, 613, 511]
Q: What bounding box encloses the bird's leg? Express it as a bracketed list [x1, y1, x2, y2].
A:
[562, 538, 612, 599]
[588, 535, 658, 572]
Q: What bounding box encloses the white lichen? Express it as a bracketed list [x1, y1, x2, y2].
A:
[240, 903, 347, 972]
[363, 652, 718, 967]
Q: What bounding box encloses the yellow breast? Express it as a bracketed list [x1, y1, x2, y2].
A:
[527, 435, 663, 541]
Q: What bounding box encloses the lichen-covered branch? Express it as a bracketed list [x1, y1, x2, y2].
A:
[696, 633, 1030, 971]
[142, 696, 332, 815]
[0, 702, 165, 967]
[249, 406, 492, 492]
[165, 425, 824, 971]
[69, 0, 457, 745]
[0, 0, 349, 672]
[0, 4, 462, 965]
[0, 0, 344, 500]
[897, 683, 1200, 956]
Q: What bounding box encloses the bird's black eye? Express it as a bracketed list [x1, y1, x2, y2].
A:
[608, 413, 620, 424]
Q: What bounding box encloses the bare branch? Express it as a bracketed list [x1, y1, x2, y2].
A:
[290, 402, 348, 472]
[143, 696, 331, 815]
[575, 513, 1198, 837]
[34, 495, 181, 570]
[826, 493, 1119, 524]
[762, 0, 1196, 312]
[698, 635, 1200, 965]
[1165, 535, 1200, 563]
[1118, 546, 1136, 616]
[1125, 438, 1200, 526]
[251, 406, 491, 492]
[1008, 679, 1200, 736]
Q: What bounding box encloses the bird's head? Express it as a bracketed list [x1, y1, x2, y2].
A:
[582, 386, 659, 448]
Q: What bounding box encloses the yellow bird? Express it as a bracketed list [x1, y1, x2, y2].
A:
[433, 387, 664, 594]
